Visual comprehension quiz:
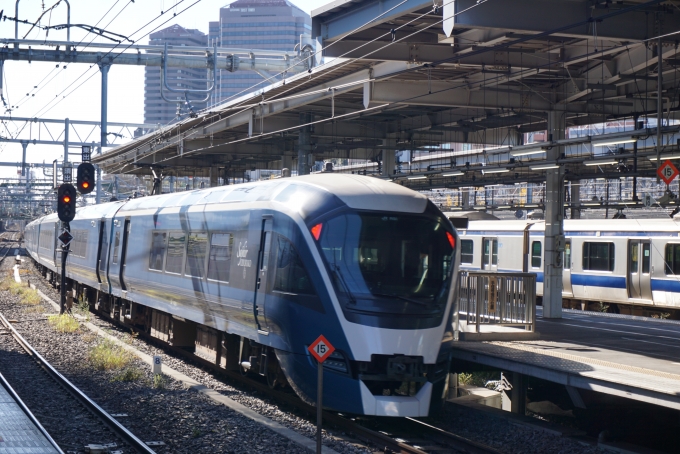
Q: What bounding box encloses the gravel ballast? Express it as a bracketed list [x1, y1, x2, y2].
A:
[17, 253, 617, 454]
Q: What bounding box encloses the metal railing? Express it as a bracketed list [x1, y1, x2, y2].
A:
[457, 271, 536, 334]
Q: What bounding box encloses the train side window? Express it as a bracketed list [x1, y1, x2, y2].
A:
[185, 232, 208, 278]
[482, 238, 498, 267]
[665, 244, 680, 275]
[100, 224, 109, 271]
[148, 232, 167, 271]
[165, 232, 186, 275]
[112, 231, 120, 264]
[531, 241, 542, 268]
[564, 242, 571, 269]
[642, 243, 651, 274]
[461, 240, 473, 264]
[207, 233, 233, 282]
[583, 242, 615, 271]
[274, 236, 315, 295]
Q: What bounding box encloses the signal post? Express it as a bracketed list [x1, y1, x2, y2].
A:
[56, 146, 95, 314]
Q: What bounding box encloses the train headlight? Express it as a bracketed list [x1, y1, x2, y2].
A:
[323, 350, 348, 374]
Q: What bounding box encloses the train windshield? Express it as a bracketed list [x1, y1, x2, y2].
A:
[316, 213, 455, 309]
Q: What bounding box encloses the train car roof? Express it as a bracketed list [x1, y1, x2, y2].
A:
[27, 174, 430, 226]
[117, 174, 428, 214]
[462, 217, 680, 234]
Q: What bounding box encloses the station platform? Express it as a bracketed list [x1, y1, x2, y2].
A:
[450, 308, 680, 410]
[0, 373, 61, 453]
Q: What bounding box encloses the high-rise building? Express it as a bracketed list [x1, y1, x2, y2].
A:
[144, 25, 208, 126]
[208, 0, 311, 106]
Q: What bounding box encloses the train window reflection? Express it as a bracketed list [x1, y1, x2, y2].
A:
[149, 232, 167, 271]
[185, 233, 208, 278]
[564, 242, 571, 269]
[642, 243, 651, 274]
[318, 213, 453, 302]
[166, 232, 186, 274]
[665, 244, 680, 275]
[531, 241, 542, 268]
[583, 242, 615, 272]
[461, 240, 473, 264]
[274, 236, 315, 295]
[112, 231, 120, 264]
[207, 233, 233, 282]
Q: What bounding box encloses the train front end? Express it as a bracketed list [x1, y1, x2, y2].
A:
[278, 176, 458, 417]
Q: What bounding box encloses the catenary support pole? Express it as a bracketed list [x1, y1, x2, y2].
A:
[95, 146, 102, 204]
[59, 222, 69, 314]
[100, 64, 110, 148]
[63, 118, 69, 163]
[20, 141, 28, 177]
[543, 110, 566, 318]
[570, 181, 580, 219]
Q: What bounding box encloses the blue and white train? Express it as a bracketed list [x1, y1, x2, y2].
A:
[456, 217, 680, 314]
[24, 174, 459, 417]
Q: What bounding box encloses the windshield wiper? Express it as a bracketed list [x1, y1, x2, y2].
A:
[370, 292, 433, 307]
[332, 265, 357, 305]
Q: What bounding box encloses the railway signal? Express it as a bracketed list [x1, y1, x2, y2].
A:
[57, 184, 76, 222]
[77, 163, 95, 195]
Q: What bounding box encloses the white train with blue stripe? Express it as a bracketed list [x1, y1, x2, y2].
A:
[24, 175, 459, 417]
[457, 217, 680, 314]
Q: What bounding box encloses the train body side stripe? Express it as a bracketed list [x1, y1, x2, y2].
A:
[651, 279, 680, 292]
[571, 274, 626, 289]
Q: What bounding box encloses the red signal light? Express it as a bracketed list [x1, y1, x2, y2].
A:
[82, 182, 89, 189]
[446, 231, 455, 249]
[310, 223, 323, 240]
[63, 196, 71, 203]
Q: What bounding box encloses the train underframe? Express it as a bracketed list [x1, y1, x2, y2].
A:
[35, 262, 451, 415]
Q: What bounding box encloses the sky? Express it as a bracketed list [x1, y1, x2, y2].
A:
[0, 0, 321, 178]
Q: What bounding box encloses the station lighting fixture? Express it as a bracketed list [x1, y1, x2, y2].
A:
[592, 137, 637, 147]
[497, 205, 511, 209]
[583, 202, 601, 206]
[584, 159, 618, 166]
[481, 168, 510, 174]
[407, 175, 427, 180]
[442, 171, 464, 177]
[530, 163, 560, 170]
[525, 204, 539, 208]
[510, 144, 546, 157]
[649, 153, 680, 161]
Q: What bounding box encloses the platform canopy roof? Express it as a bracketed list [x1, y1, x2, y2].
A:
[94, 0, 680, 189]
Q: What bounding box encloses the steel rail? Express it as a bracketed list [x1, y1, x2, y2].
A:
[0, 278, 156, 454]
[117, 317, 500, 454]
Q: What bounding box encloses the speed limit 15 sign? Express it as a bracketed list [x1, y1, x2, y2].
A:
[308, 335, 335, 363]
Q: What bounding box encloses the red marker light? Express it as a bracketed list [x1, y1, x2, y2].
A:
[311, 223, 323, 240]
[82, 182, 89, 189]
[446, 231, 455, 249]
[63, 196, 71, 203]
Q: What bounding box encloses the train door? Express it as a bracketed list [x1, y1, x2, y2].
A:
[95, 219, 108, 287]
[562, 240, 573, 296]
[119, 219, 131, 292]
[254, 215, 273, 334]
[482, 237, 498, 271]
[629, 240, 652, 300]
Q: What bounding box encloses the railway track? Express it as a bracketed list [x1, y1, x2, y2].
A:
[0, 241, 156, 454]
[89, 307, 503, 454]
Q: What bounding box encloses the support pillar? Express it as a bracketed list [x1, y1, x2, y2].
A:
[544, 111, 566, 319]
[297, 113, 312, 176]
[462, 188, 470, 209]
[501, 372, 527, 415]
[570, 181, 580, 219]
[209, 167, 218, 187]
[281, 154, 293, 174]
[99, 64, 110, 148]
[382, 139, 397, 178]
[169, 176, 175, 193]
